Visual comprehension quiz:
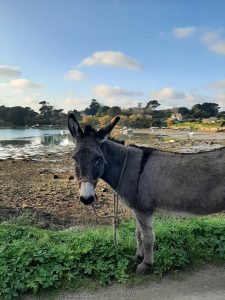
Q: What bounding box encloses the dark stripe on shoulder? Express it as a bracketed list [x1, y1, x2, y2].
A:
[135, 146, 153, 193]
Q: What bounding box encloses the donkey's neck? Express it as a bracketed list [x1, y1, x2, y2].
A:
[100, 140, 128, 191]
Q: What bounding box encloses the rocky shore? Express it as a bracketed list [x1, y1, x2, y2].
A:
[1, 130, 225, 228]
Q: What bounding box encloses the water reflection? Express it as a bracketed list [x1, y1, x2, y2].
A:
[0, 140, 31, 146]
[0, 131, 75, 160]
[0, 129, 158, 160]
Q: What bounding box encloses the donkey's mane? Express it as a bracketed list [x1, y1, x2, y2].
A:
[83, 125, 97, 137]
[108, 137, 125, 145]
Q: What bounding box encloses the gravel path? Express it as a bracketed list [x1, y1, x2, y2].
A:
[22, 264, 225, 300]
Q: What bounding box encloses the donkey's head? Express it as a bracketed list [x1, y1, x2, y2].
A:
[68, 113, 120, 205]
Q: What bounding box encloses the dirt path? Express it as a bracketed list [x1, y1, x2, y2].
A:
[23, 264, 225, 300]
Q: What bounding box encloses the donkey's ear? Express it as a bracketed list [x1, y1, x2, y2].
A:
[68, 113, 84, 140]
[96, 116, 120, 141]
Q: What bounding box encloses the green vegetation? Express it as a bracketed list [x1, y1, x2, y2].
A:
[170, 120, 225, 131]
[1, 216, 225, 298]
[1, 98, 225, 129]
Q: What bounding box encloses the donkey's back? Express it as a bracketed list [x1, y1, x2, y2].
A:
[138, 147, 225, 215]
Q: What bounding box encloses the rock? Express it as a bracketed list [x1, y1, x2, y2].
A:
[21, 203, 29, 208]
[39, 168, 49, 174]
[40, 222, 50, 229]
[22, 158, 32, 162]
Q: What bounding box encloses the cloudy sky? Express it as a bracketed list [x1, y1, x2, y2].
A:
[0, 0, 225, 112]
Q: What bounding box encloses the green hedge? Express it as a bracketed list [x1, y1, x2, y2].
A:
[1, 216, 225, 298]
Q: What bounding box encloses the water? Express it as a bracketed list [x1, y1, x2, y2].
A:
[1, 128, 224, 160]
[0, 128, 155, 160]
[0, 128, 75, 160]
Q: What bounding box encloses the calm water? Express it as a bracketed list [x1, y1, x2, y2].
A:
[0, 128, 153, 160]
[1, 128, 224, 160]
[0, 128, 74, 160]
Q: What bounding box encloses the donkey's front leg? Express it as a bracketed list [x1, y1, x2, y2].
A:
[134, 210, 154, 275]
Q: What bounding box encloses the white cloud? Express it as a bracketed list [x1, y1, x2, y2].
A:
[95, 84, 143, 98]
[23, 95, 42, 111]
[0, 79, 41, 91]
[93, 84, 143, 108]
[79, 51, 142, 70]
[64, 69, 86, 81]
[0, 93, 42, 112]
[173, 26, 196, 38]
[172, 26, 225, 56]
[206, 79, 225, 90]
[214, 91, 225, 110]
[9, 79, 41, 89]
[150, 87, 186, 100]
[63, 96, 91, 111]
[201, 29, 225, 55]
[0, 65, 21, 79]
[150, 87, 206, 109]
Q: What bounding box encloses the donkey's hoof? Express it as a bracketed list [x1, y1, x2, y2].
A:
[136, 262, 152, 275]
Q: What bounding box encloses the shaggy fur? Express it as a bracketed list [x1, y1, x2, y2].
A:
[68, 114, 225, 274]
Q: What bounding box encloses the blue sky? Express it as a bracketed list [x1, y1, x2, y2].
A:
[1, 0, 225, 112]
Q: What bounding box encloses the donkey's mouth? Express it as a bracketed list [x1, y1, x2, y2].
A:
[80, 195, 95, 205]
[79, 180, 99, 205]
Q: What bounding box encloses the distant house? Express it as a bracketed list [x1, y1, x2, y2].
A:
[202, 117, 218, 124]
[171, 113, 183, 122]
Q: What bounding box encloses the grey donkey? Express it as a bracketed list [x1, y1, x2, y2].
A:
[68, 113, 225, 274]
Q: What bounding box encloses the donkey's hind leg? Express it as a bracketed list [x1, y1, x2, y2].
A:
[135, 222, 144, 263]
[134, 210, 154, 275]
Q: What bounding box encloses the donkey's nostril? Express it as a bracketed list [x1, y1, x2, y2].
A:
[80, 195, 95, 205]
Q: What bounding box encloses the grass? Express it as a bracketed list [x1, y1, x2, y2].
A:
[1, 215, 225, 299]
[170, 121, 224, 131]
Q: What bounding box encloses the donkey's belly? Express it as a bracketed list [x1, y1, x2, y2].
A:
[156, 196, 225, 216]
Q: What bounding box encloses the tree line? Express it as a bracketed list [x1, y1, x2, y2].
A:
[0, 99, 224, 127]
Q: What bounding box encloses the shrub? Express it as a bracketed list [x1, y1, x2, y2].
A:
[1, 216, 225, 298]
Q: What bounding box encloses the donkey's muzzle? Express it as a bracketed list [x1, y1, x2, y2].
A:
[80, 195, 95, 205]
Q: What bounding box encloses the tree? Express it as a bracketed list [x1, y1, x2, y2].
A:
[98, 115, 112, 126]
[23, 107, 38, 125]
[96, 105, 110, 116]
[145, 100, 160, 113]
[38, 101, 54, 124]
[82, 115, 99, 126]
[218, 111, 225, 118]
[71, 109, 81, 120]
[191, 104, 203, 118]
[108, 106, 121, 116]
[201, 102, 219, 118]
[0, 106, 7, 123]
[52, 109, 64, 125]
[84, 99, 101, 116]
[128, 114, 152, 128]
[191, 103, 220, 118]
[178, 107, 190, 117]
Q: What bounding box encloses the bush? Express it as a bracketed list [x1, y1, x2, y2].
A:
[1, 216, 225, 298]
